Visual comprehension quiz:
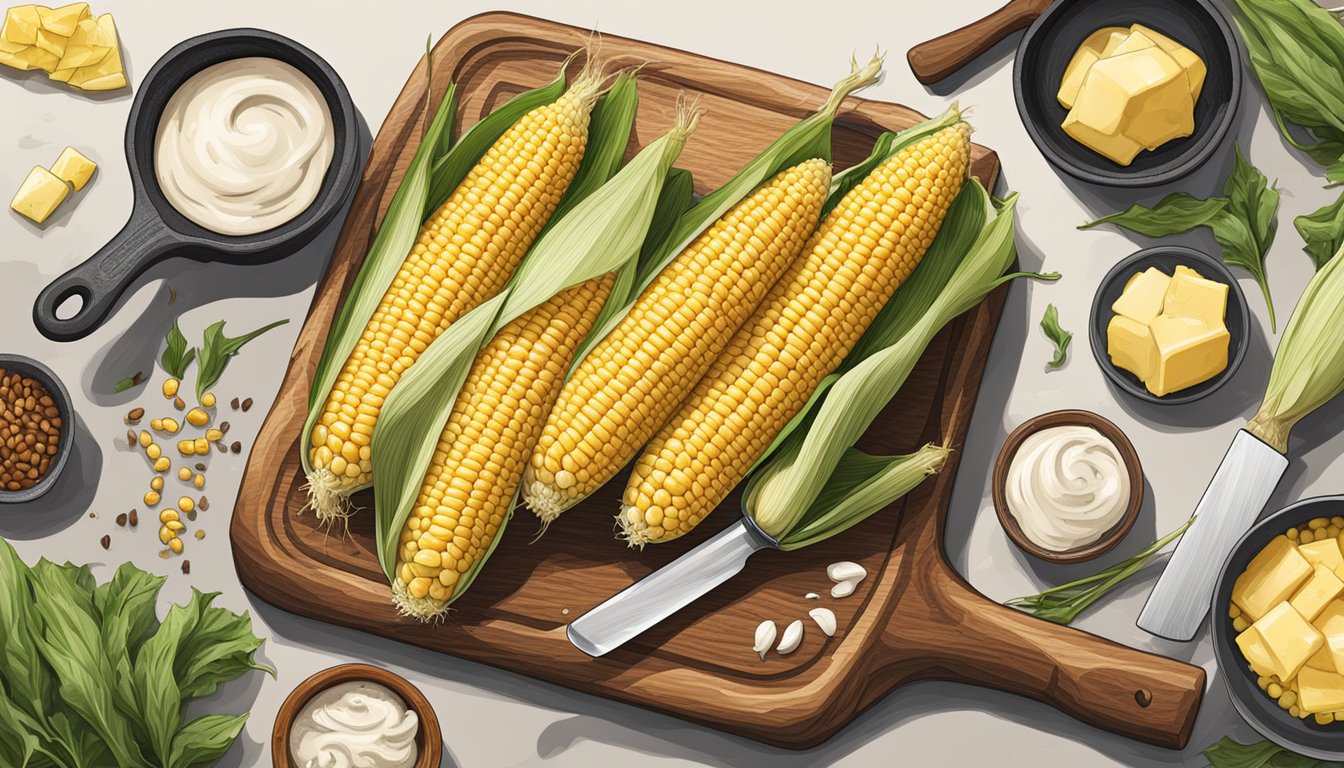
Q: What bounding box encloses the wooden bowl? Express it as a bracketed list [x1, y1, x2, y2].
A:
[992, 409, 1144, 563]
[271, 663, 442, 768]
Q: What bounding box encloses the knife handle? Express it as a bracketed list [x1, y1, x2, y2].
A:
[1138, 430, 1289, 642]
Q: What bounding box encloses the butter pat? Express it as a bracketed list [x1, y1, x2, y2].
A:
[1112, 267, 1171, 323]
[1233, 535, 1312, 621]
[1107, 315, 1158, 383]
[10, 165, 68, 224]
[1319, 601, 1344, 673]
[49, 146, 94, 190]
[1163, 271, 1228, 326]
[1058, 26, 1129, 109]
[0, 4, 123, 90]
[1291, 564, 1344, 621]
[1148, 315, 1229, 396]
[1236, 624, 1280, 678]
[1248, 602, 1322, 682]
[2, 5, 39, 45]
[1300, 539, 1344, 578]
[1299, 666, 1344, 714]
[1107, 264, 1231, 397]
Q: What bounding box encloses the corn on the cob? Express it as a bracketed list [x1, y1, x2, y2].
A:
[392, 275, 616, 620]
[522, 159, 833, 523]
[620, 123, 972, 546]
[305, 69, 604, 523]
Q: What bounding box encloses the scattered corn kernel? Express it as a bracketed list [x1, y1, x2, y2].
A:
[1268, 683, 1284, 698]
[1257, 676, 1271, 691]
[178, 467, 192, 481]
[1291, 704, 1302, 718]
[186, 408, 209, 427]
[1318, 712, 1336, 725]
[194, 529, 205, 540]
[165, 520, 185, 532]
[177, 496, 194, 513]
[163, 378, 179, 398]
[161, 417, 179, 434]
[144, 491, 160, 506]
[168, 538, 183, 554]
[149, 476, 163, 492]
[1280, 690, 1298, 709]
[178, 440, 195, 456]
[153, 457, 171, 473]
[194, 437, 209, 454]
[1232, 616, 1250, 632]
[1310, 517, 1329, 529]
[1302, 530, 1316, 544]
[145, 443, 161, 460]
[1229, 604, 1241, 619]
[159, 509, 178, 524]
[205, 428, 223, 442]
[158, 525, 174, 544]
[200, 392, 216, 408]
[138, 430, 152, 448]
[1287, 527, 1299, 540]
[150, 418, 163, 431]
[192, 473, 205, 489]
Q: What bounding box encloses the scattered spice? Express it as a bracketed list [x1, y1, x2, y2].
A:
[198, 496, 209, 511]
[128, 509, 139, 527]
[99, 534, 110, 550]
[126, 407, 144, 424]
[181, 559, 190, 574]
[241, 397, 252, 412]
[219, 421, 230, 434]
[173, 395, 185, 411]
[186, 509, 196, 522]
[194, 462, 206, 471]
[216, 442, 227, 454]
[115, 512, 127, 527]
[0, 368, 63, 492]
[194, 530, 205, 540]
[158, 549, 170, 559]
[88, 511, 97, 518]
[229, 441, 241, 454]
[126, 429, 136, 448]
[230, 397, 239, 410]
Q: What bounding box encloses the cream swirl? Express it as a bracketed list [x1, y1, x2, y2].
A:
[154, 56, 334, 236]
[1004, 424, 1130, 552]
[290, 681, 419, 768]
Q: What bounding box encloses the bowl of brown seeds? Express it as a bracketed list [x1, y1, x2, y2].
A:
[0, 354, 72, 503]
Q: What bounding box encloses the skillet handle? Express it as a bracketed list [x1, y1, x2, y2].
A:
[906, 0, 1048, 85]
[34, 211, 182, 342]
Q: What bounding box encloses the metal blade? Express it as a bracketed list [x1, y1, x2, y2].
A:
[567, 518, 775, 657]
[1137, 430, 1288, 642]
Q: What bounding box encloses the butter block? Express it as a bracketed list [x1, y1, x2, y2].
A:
[33, 26, 62, 57]
[1131, 23, 1207, 99]
[1173, 264, 1201, 280]
[1299, 666, 1344, 714]
[1149, 315, 1229, 396]
[55, 15, 105, 69]
[1307, 641, 1336, 672]
[1250, 601, 1322, 682]
[1058, 26, 1129, 109]
[1237, 624, 1280, 678]
[0, 43, 57, 71]
[1102, 47, 1195, 150]
[50, 146, 95, 191]
[1110, 29, 1159, 57]
[10, 165, 69, 224]
[1312, 600, 1344, 673]
[37, 3, 89, 37]
[1163, 271, 1228, 326]
[1108, 315, 1158, 382]
[69, 32, 121, 90]
[1112, 268, 1171, 324]
[1292, 565, 1344, 621]
[2, 5, 39, 46]
[1061, 115, 1142, 165]
[1300, 539, 1344, 576]
[1233, 535, 1313, 621]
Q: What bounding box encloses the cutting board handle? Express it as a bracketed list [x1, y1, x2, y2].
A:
[886, 575, 1205, 749]
[906, 0, 1048, 85]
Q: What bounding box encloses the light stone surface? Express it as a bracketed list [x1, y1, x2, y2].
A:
[2, 0, 1341, 765]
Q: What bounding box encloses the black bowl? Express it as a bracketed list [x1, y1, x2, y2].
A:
[1089, 245, 1250, 405]
[1014, 0, 1241, 187]
[0, 355, 74, 504]
[33, 28, 361, 342]
[1213, 496, 1344, 761]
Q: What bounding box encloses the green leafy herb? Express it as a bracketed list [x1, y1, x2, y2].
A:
[195, 319, 289, 400]
[1295, 191, 1344, 269]
[1204, 736, 1322, 768]
[1040, 303, 1071, 369]
[0, 538, 270, 768]
[160, 320, 195, 380]
[1080, 147, 1280, 330]
[1006, 518, 1194, 625]
[1234, 0, 1344, 183]
[114, 372, 143, 393]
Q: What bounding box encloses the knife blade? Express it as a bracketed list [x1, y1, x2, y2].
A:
[1137, 429, 1289, 642]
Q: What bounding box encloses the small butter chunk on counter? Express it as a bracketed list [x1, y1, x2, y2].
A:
[50, 145, 95, 190]
[10, 166, 68, 224]
[1106, 263, 1231, 397]
[1058, 23, 1206, 165]
[0, 3, 125, 91]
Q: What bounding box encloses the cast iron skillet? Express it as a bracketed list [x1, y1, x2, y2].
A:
[33, 28, 360, 342]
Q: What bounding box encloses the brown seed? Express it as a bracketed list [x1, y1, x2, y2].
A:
[199, 496, 209, 511]
[241, 398, 253, 412]
[181, 560, 190, 574]
[194, 529, 206, 540]
[173, 395, 185, 411]
[230, 397, 240, 410]
[215, 441, 227, 454]
[115, 513, 127, 527]
[230, 441, 241, 454]
[194, 462, 206, 471]
[186, 509, 197, 522]
[88, 510, 97, 518]
[99, 535, 110, 550]
[127, 430, 136, 448]
[129, 509, 139, 527]
[219, 421, 230, 434]
[126, 407, 144, 424]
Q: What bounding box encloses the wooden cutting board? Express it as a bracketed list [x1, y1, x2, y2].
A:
[230, 11, 1205, 750]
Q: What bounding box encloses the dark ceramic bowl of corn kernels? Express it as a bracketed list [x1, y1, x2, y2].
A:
[0, 354, 72, 503]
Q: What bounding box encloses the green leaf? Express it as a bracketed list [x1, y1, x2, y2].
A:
[1295, 191, 1344, 269]
[636, 167, 695, 277]
[542, 73, 639, 230]
[93, 563, 165, 736]
[132, 592, 204, 765]
[0, 540, 53, 725]
[44, 710, 105, 768]
[168, 713, 248, 768]
[1041, 303, 1072, 369]
[174, 599, 271, 701]
[1203, 736, 1318, 768]
[194, 319, 289, 400]
[1217, 147, 1280, 331]
[1078, 193, 1228, 237]
[27, 559, 146, 768]
[113, 376, 139, 393]
[160, 320, 195, 380]
[0, 688, 41, 768]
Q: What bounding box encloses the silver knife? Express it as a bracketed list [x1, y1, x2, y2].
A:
[1137, 429, 1289, 641]
[568, 517, 777, 657]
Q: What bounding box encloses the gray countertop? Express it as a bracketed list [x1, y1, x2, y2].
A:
[3, 0, 1343, 765]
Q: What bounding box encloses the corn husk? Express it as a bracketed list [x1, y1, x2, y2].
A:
[1247, 242, 1344, 452]
[370, 108, 697, 585]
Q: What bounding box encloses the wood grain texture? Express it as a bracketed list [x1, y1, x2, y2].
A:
[906, 0, 1052, 84]
[230, 11, 1204, 750]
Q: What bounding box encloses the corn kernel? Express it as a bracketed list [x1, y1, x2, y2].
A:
[150, 418, 163, 431]
[165, 520, 185, 532]
[178, 467, 192, 481]
[161, 417, 179, 434]
[193, 473, 205, 489]
[178, 440, 195, 456]
[150, 476, 163, 492]
[159, 509, 179, 523]
[158, 525, 175, 543]
[205, 429, 223, 442]
[168, 538, 183, 554]
[146, 443, 161, 460]
[153, 457, 171, 472]
[1233, 617, 1250, 632]
[138, 430, 152, 448]
[186, 408, 209, 427]
[163, 378, 179, 398]
[194, 438, 209, 455]
[178, 497, 194, 513]
[1269, 683, 1284, 698]
[144, 491, 160, 506]
[200, 392, 216, 408]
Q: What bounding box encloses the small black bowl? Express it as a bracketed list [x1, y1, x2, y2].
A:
[0, 354, 74, 504]
[1213, 496, 1344, 761]
[1014, 0, 1241, 187]
[1089, 245, 1249, 406]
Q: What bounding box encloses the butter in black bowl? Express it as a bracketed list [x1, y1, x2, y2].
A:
[1014, 0, 1241, 187]
[1213, 496, 1344, 762]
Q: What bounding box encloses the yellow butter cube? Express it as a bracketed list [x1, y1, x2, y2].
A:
[1149, 315, 1230, 396]
[1308, 641, 1336, 672]
[1108, 315, 1158, 382]
[1109, 29, 1159, 57]
[50, 146, 96, 191]
[1061, 115, 1142, 165]
[1236, 624, 1280, 678]
[34, 27, 63, 58]
[1131, 23, 1207, 99]
[55, 16, 104, 69]
[1104, 47, 1195, 150]
[1164, 271, 1228, 327]
[1292, 565, 1344, 621]
[0, 43, 56, 72]
[1112, 268, 1172, 324]
[1250, 602, 1322, 682]
[1300, 539, 1344, 574]
[2, 5, 40, 46]
[1173, 265, 1201, 280]
[1313, 601, 1344, 673]
[37, 3, 89, 37]
[1233, 535, 1313, 620]
[1299, 666, 1344, 714]
[70, 37, 121, 90]
[1058, 26, 1129, 109]
[10, 166, 69, 224]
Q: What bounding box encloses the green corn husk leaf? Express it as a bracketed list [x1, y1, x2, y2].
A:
[748, 185, 1057, 542]
[300, 80, 458, 473]
[1247, 242, 1344, 452]
[636, 167, 695, 276]
[820, 105, 965, 218]
[372, 117, 694, 585]
[542, 73, 638, 229]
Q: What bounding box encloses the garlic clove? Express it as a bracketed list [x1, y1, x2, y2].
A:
[754, 620, 777, 660]
[827, 561, 867, 585]
[831, 579, 857, 599]
[777, 619, 804, 655]
[809, 607, 837, 637]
